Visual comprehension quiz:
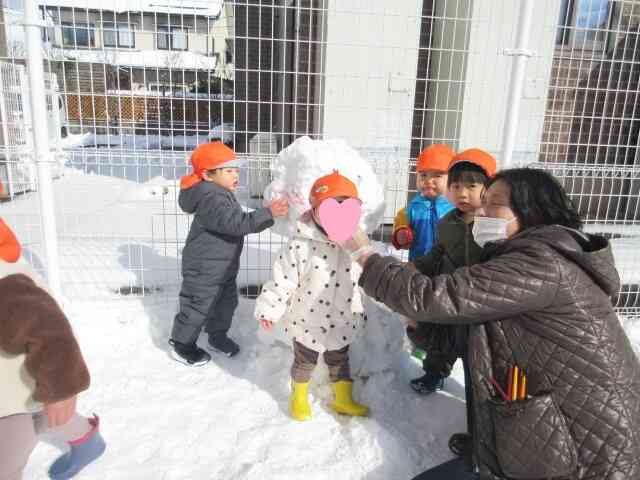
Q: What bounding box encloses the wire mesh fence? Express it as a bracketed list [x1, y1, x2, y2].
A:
[0, 0, 639, 315]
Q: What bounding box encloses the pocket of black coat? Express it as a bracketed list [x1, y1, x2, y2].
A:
[489, 391, 578, 479]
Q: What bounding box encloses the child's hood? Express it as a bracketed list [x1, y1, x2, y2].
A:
[178, 180, 229, 214]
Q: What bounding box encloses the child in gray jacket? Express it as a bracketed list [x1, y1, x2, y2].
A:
[170, 142, 288, 366]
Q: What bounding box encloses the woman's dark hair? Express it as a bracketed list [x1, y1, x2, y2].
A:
[447, 161, 489, 187]
[487, 168, 583, 231]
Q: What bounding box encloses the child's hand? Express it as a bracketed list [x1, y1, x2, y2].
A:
[45, 395, 77, 427]
[392, 226, 413, 249]
[269, 198, 289, 218]
[260, 319, 274, 330]
[395, 228, 411, 246]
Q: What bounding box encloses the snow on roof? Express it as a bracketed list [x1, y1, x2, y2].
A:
[39, 0, 223, 17]
[45, 46, 218, 70]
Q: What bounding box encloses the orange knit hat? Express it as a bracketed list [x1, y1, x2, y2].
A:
[449, 148, 497, 178]
[0, 218, 21, 263]
[180, 142, 243, 189]
[309, 170, 359, 208]
[416, 144, 456, 173]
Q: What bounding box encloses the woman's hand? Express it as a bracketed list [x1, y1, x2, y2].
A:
[45, 395, 77, 428]
[260, 319, 274, 330]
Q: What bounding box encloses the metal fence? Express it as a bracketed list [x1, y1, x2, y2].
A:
[1, 0, 639, 316]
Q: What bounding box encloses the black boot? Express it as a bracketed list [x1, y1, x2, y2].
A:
[409, 371, 445, 394]
[207, 334, 240, 357]
[448, 432, 473, 458]
[169, 339, 211, 366]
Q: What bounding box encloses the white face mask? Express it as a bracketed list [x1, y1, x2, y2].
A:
[472, 216, 516, 247]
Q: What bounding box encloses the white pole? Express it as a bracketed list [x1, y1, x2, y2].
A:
[24, 0, 62, 300]
[500, 0, 535, 169]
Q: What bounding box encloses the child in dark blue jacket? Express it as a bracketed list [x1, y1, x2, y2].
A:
[170, 142, 288, 366]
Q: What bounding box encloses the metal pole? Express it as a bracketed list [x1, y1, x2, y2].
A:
[24, 0, 62, 300]
[500, 0, 535, 169]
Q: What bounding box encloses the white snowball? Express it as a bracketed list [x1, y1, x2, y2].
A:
[263, 136, 385, 237]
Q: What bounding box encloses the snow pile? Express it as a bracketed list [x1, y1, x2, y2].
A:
[61, 133, 209, 151]
[117, 176, 173, 202]
[39, 0, 223, 16]
[263, 136, 386, 238]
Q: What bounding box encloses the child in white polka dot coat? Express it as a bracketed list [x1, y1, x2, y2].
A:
[255, 171, 369, 421]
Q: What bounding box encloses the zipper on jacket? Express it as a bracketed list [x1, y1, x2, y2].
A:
[465, 220, 470, 266]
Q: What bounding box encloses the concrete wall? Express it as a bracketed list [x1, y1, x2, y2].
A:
[322, 0, 422, 152]
[321, 0, 422, 221]
[455, 0, 561, 167]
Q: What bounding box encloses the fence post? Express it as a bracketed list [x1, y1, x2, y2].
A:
[24, 1, 62, 300]
[500, 0, 535, 169]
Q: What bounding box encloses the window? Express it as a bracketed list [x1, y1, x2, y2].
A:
[103, 22, 136, 48]
[225, 38, 233, 64]
[117, 67, 133, 90]
[157, 25, 188, 51]
[62, 22, 95, 48]
[557, 0, 612, 50]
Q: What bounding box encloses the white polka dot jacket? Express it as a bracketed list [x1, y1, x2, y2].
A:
[254, 215, 366, 352]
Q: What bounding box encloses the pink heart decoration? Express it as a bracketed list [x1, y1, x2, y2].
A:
[318, 198, 362, 243]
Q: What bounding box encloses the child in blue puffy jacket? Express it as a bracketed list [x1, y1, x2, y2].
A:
[392, 144, 455, 260]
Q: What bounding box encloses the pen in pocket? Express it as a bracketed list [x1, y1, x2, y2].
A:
[488, 376, 509, 401]
[511, 366, 519, 401]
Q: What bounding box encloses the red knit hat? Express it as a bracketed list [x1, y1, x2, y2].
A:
[0, 218, 21, 263]
[449, 148, 497, 178]
[309, 170, 360, 208]
[416, 144, 456, 173]
[180, 142, 243, 189]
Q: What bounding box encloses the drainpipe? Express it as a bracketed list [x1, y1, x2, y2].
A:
[500, 0, 535, 169]
[24, 0, 63, 301]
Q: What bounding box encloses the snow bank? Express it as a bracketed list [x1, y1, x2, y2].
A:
[61, 133, 208, 151]
[263, 136, 386, 238]
[39, 0, 223, 16]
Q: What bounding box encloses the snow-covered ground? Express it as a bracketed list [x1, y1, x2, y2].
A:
[1, 164, 638, 479]
[23, 296, 467, 480]
[2, 167, 463, 479]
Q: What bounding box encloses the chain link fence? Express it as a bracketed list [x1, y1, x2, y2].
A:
[1, 0, 639, 315]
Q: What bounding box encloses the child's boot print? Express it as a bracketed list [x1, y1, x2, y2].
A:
[290, 381, 312, 421]
[331, 380, 369, 417]
[48, 415, 106, 480]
